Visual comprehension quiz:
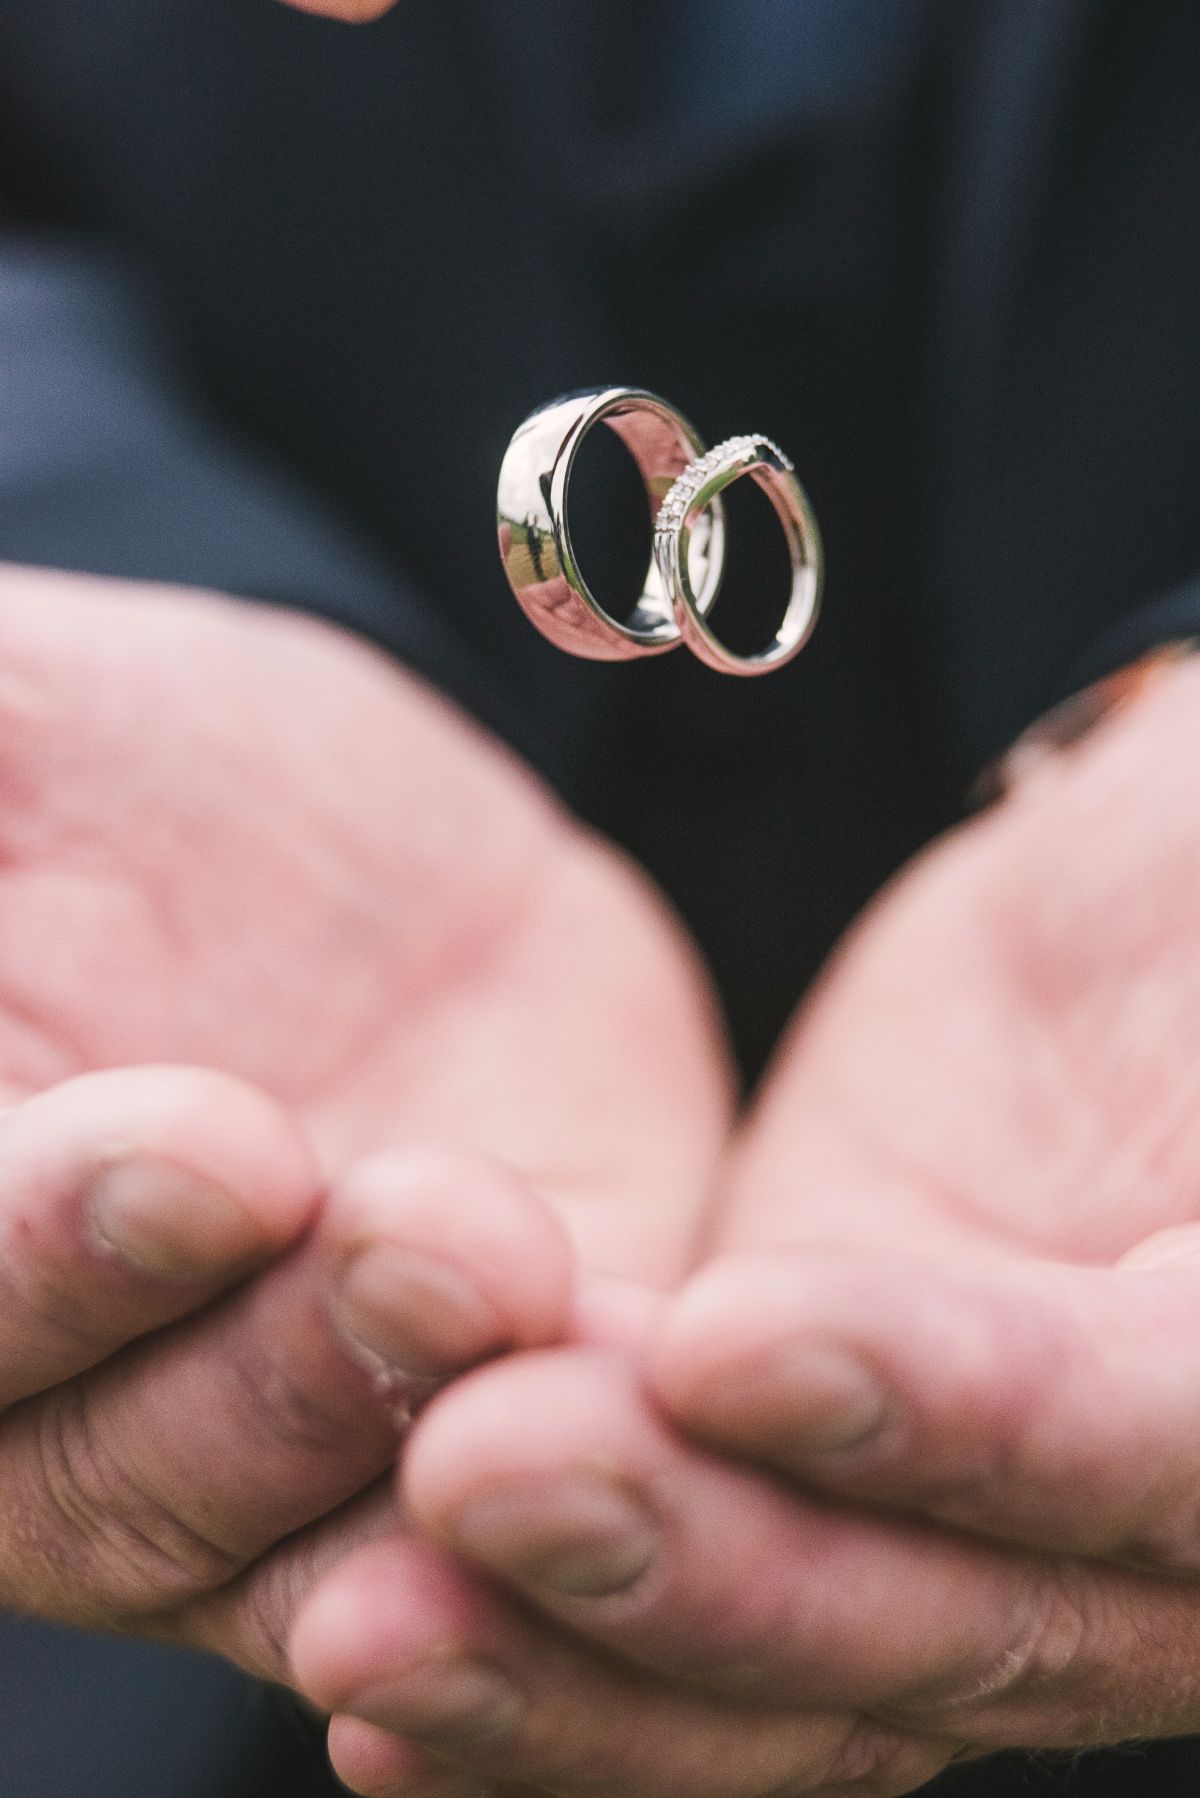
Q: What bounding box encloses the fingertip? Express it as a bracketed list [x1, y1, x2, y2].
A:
[658, 1250, 1197, 1566]
[401, 1364, 532, 1538]
[649, 1254, 811, 1419]
[107, 1065, 321, 1248]
[295, 1553, 511, 1792]
[10, 1065, 320, 1272]
[402, 1351, 671, 1608]
[328, 1149, 574, 1379]
[289, 1555, 389, 1709]
[0, 1066, 321, 1403]
[326, 1717, 463, 1798]
[289, 1539, 482, 1713]
[651, 1255, 924, 1467]
[403, 1349, 637, 1535]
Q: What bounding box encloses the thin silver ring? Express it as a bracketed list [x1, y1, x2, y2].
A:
[497, 387, 726, 660]
[654, 435, 823, 676]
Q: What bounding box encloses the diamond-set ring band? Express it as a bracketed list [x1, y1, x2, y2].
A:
[497, 388, 822, 676]
[655, 434, 794, 533]
[654, 433, 823, 676]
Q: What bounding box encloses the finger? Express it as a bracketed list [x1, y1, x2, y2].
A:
[402, 1350, 1067, 1712]
[652, 1249, 1200, 1570]
[292, 1537, 952, 1798]
[403, 1352, 1200, 1750]
[570, 1272, 665, 1355]
[208, 1432, 1200, 1768]
[329, 1147, 573, 1382]
[325, 1719, 488, 1798]
[0, 1064, 319, 1404]
[0, 1147, 571, 1625]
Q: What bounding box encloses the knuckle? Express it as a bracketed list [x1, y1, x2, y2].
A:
[882, 1566, 1089, 1733]
[230, 1551, 308, 1682]
[978, 1568, 1092, 1700]
[228, 1339, 357, 1461]
[883, 1562, 1200, 1750]
[168, 1523, 336, 1684]
[0, 1236, 114, 1370]
[30, 1384, 240, 1616]
[1036, 1570, 1200, 1745]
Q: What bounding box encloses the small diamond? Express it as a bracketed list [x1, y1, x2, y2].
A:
[658, 429, 798, 534]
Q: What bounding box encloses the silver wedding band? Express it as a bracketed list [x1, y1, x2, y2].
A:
[496, 386, 725, 660]
[497, 387, 823, 676]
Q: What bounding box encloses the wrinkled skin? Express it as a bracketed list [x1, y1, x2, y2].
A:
[297, 664, 1200, 1796]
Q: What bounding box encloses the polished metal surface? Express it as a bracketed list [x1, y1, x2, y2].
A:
[497, 387, 726, 659]
[654, 435, 823, 676]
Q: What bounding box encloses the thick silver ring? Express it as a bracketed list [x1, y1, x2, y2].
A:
[654, 435, 823, 676]
[497, 387, 726, 660]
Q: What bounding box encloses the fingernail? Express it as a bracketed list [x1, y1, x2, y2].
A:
[453, 1473, 658, 1598]
[89, 1159, 261, 1280]
[751, 1344, 889, 1456]
[334, 1247, 504, 1379]
[352, 1657, 523, 1749]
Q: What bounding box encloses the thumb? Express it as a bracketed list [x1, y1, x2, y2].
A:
[651, 1232, 1200, 1572]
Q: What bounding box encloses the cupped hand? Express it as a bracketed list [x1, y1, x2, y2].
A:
[657, 656, 1200, 1563]
[650, 660, 1200, 1753]
[0, 567, 729, 1685]
[309, 661, 1200, 1795]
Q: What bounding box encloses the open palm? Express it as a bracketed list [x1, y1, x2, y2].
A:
[0, 566, 728, 1272]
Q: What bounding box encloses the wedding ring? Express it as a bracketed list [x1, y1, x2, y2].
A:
[654, 435, 823, 676]
[497, 387, 726, 659]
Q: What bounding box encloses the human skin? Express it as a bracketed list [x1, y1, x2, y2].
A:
[15, 561, 1200, 1797]
[1, 565, 922, 1798]
[295, 662, 1200, 1796]
[0, 565, 730, 1658]
[277, 0, 399, 20]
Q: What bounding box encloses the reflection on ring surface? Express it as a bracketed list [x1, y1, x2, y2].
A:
[497, 387, 725, 660]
